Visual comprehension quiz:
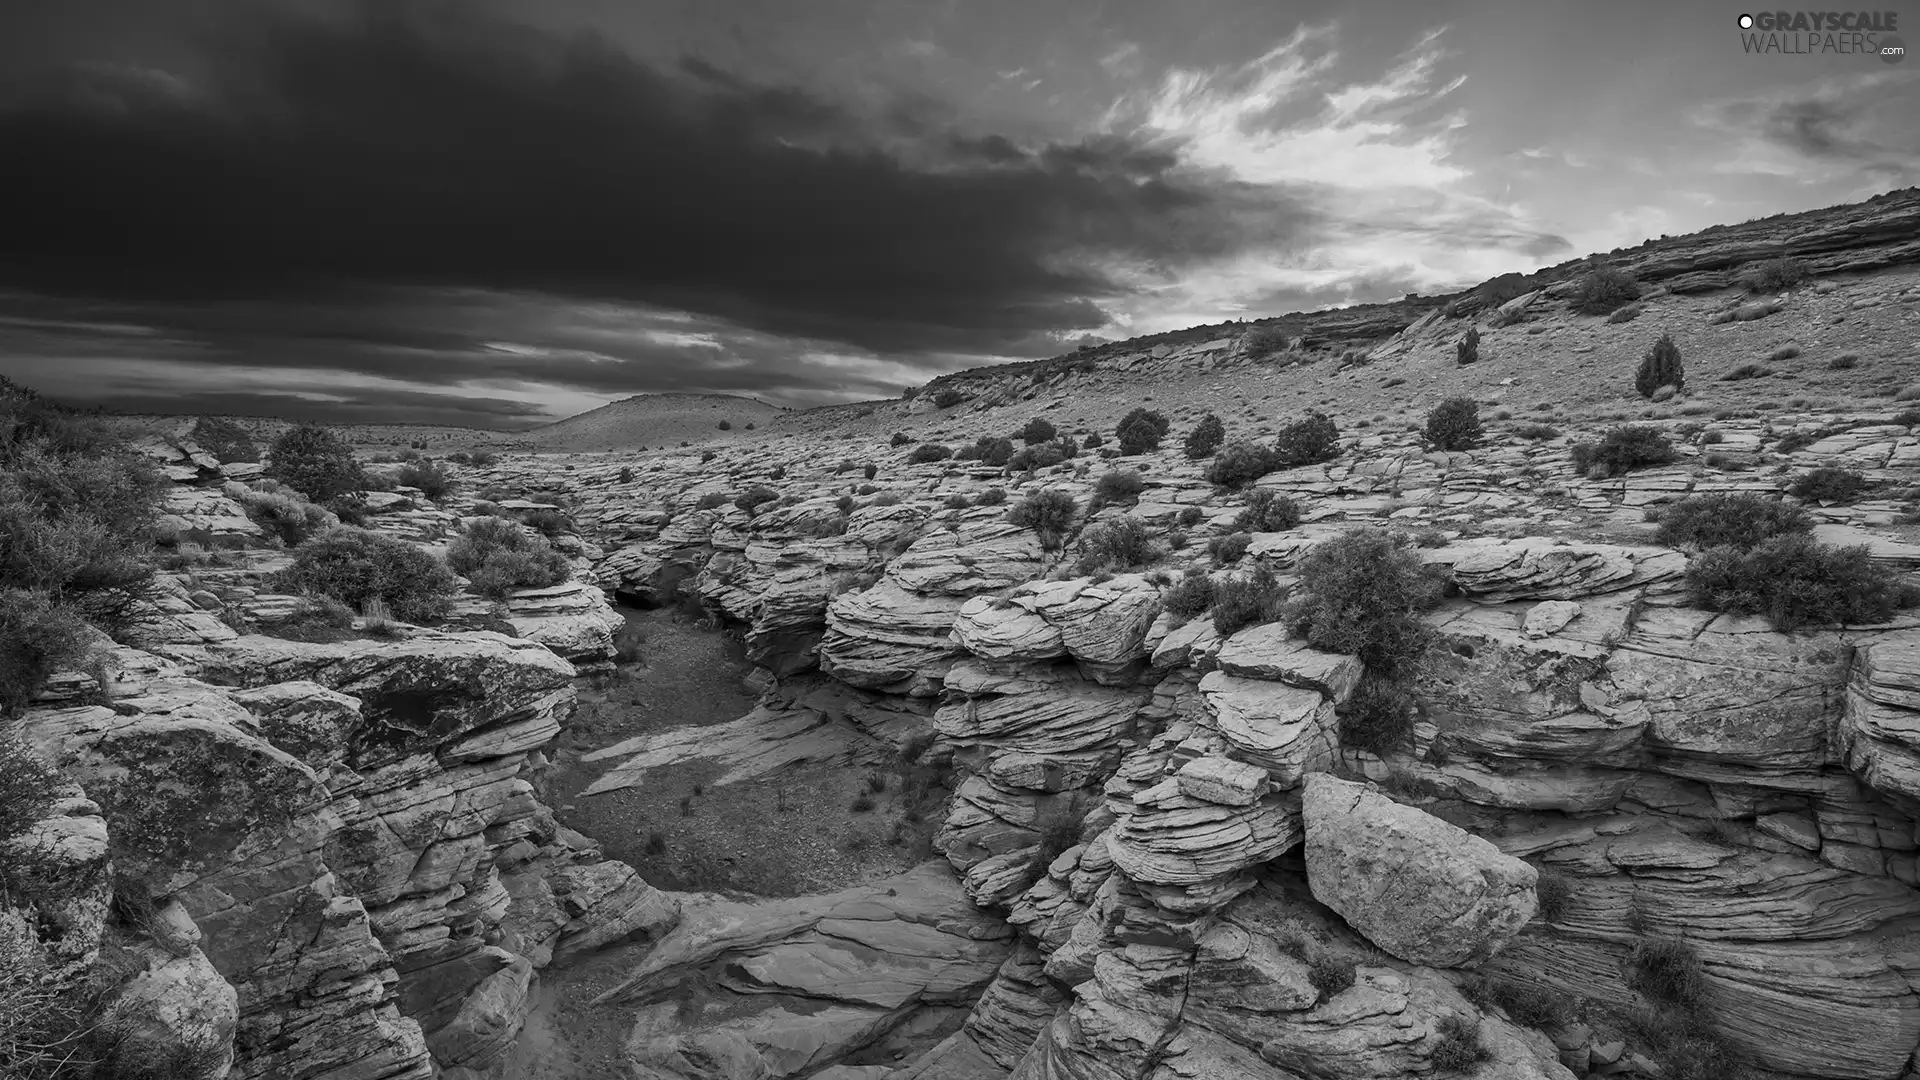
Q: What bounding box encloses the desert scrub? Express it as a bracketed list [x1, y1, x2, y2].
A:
[1569, 425, 1677, 478]
[395, 458, 453, 500]
[1337, 674, 1416, 756]
[1093, 469, 1146, 506]
[265, 423, 366, 503]
[188, 415, 258, 463]
[1684, 534, 1919, 630]
[734, 486, 780, 514]
[1073, 517, 1162, 575]
[1424, 398, 1483, 451]
[1018, 417, 1057, 445]
[1183, 414, 1225, 458]
[1232, 489, 1302, 532]
[1272, 412, 1340, 466]
[1429, 1015, 1490, 1072]
[1635, 334, 1686, 398]
[1737, 256, 1808, 293]
[1789, 466, 1868, 504]
[1455, 327, 1479, 365]
[1512, 422, 1560, 441]
[1206, 441, 1279, 487]
[1208, 531, 1253, 566]
[1627, 936, 1708, 1009]
[1160, 568, 1216, 620]
[1210, 565, 1289, 635]
[1461, 973, 1577, 1030]
[228, 481, 337, 546]
[1116, 407, 1171, 454]
[446, 517, 574, 599]
[906, 443, 953, 464]
[1305, 953, 1356, 998]
[281, 526, 459, 623]
[1572, 265, 1641, 315]
[1651, 493, 1811, 550]
[1287, 529, 1446, 676]
[1007, 489, 1078, 548]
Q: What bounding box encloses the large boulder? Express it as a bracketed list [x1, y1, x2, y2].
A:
[1302, 774, 1536, 967]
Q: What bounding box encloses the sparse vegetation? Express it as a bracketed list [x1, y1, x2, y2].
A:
[1208, 531, 1253, 566]
[1636, 334, 1686, 398]
[1461, 972, 1577, 1030]
[1019, 418, 1057, 445]
[1306, 953, 1357, 998]
[1570, 426, 1678, 478]
[445, 517, 574, 599]
[1007, 489, 1078, 548]
[907, 443, 954, 464]
[1115, 408, 1171, 455]
[1210, 564, 1289, 635]
[1738, 256, 1809, 293]
[1572, 265, 1642, 315]
[1338, 674, 1416, 756]
[188, 416, 258, 463]
[1430, 1014, 1490, 1072]
[1184, 414, 1226, 459]
[1789, 466, 1868, 504]
[1652, 493, 1812, 550]
[1425, 398, 1484, 451]
[932, 387, 967, 409]
[1272, 412, 1340, 466]
[1288, 529, 1446, 676]
[1161, 568, 1216, 620]
[395, 458, 453, 500]
[1513, 423, 1560, 441]
[1206, 442, 1279, 488]
[1093, 469, 1146, 506]
[1685, 534, 1919, 630]
[735, 486, 780, 514]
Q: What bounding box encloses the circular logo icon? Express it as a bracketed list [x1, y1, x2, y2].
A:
[1738, 13, 1754, 28]
[1880, 33, 1907, 63]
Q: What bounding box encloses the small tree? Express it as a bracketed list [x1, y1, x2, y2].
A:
[1635, 334, 1686, 398]
[1116, 408, 1170, 455]
[1456, 327, 1480, 365]
[1272, 413, 1340, 466]
[1425, 398, 1483, 451]
[267, 424, 365, 503]
[1184, 414, 1226, 459]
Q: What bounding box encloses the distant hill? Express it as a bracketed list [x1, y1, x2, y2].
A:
[502, 392, 789, 452]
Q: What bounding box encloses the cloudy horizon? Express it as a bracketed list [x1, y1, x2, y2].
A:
[1, 0, 1915, 429]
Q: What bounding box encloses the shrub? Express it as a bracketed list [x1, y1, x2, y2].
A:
[230, 483, 336, 546]
[281, 526, 459, 622]
[1208, 531, 1253, 565]
[0, 591, 92, 717]
[1094, 470, 1146, 505]
[464, 449, 498, 467]
[1570, 426, 1677, 478]
[907, 443, 953, 464]
[1082, 432, 1104, 449]
[702, 449, 718, 463]
[396, 459, 453, 500]
[735, 486, 780, 514]
[1535, 867, 1574, 924]
[863, 462, 879, 479]
[943, 494, 972, 510]
[1184, 414, 1226, 459]
[1790, 466, 1868, 504]
[1019, 417, 1057, 445]
[1829, 353, 1860, 370]
[1455, 327, 1480, 365]
[1430, 1015, 1490, 1072]
[1233, 489, 1302, 532]
[446, 517, 573, 599]
[978, 487, 1007, 506]
[1652, 493, 1811, 550]
[1306, 954, 1356, 998]
[1177, 506, 1205, 526]
[975, 437, 1016, 466]
[523, 507, 571, 537]
[1008, 444, 1067, 471]
[1206, 442, 1279, 487]
[1007, 489, 1078, 547]
[1287, 529, 1446, 676]
[1636, 334, 1686, 398]
[1608, 303, 1645, 324]
[617, 466, 635, 483]
[932, 387, 967, 408]
[1211, 565, 1289, 635]
[189, 416, 258, 463]
[1338, 673, 1416, 756]
[1424, 398, 1483, 451]
[1161, 568, 1216, 619]
[1116, 408, 1171, 455]
[1272, 412, 1340, 466]
[1074, 517, 1161, 575]
[1242, 324, 1290, 358]
[1738, 256, 1808, 293]
[1721, 362, 1769, 382]
[267, 424, 365, 502]
[1685, 534, 1918, 630]
[1513, 422, 1560, 441]
[1572, 265, 1642, 315]
[716, 420, 731, 430]
[1, 724, 62, 845]
[1461, 973, 1578, 1030]
[890, 432, 912, 448]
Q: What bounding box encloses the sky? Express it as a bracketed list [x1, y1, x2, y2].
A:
[0, 0, 1914, 428]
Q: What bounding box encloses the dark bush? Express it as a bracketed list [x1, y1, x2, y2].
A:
[1572, 265, 1642, 315]
[446, 517, 574, 599]
[863, 462, 879, 479]
[716, 420, 732, 430]
[1338, 674, 1415, 756]
[907, 443, 953, 464]
[267, 424, 366, 503]
[230, 482, 335, 546]
[890, 432, 912, 447]
[1462, 972, 1577, 1030]
[1242, 324, 1291, 358]
[1094, 470, 1145, 505]
[1287, 529, 1446, 675]
[0, 590, 92, 717]
[1007, 489, 1078, 547]
[1272, 412, 1340, 466]
[1789, 466, 1868, 504]
[1233, 489, 1302, 532]
[1455, 327, 1480, 365]
[702, 449, 718, 463]
[1535, 867, 1574, 924]
[1513, 422, 1561, 440]
[281, 527, 459, 623]
[617, 466, 635, 483]
[1115, 408, 1170, 455]
[1206, 442, 1278, 487]
[1738, 256, 1809, 293]
[1019, 417, 1057, 445]
[932, 387, 967, 408]
[2, 721, 63, 840]
[943, 494, 972, 510]
[1184, 414, 1226, 459]
[735, 486, 780, 514]
[396, 459, 453, 500]
[1425, 398, 1484, 451]
[1208, 531, 1253, 565]
[1211, 565, 1289, 635]
[189, 416, 258, 463]
[1074, 517, 1161, 575]
[1570, 426, 1677, 478]
[1161, 568, 1216, 619]
[522, 508, 571, 537]
[978, 487, 1007, 506]
[1082, 432, 1105, 449]
[464, 449, 498, 467]
[1653, 493, 1812, 550]
[1721, 362, 1769, 382]
[958, 436, 1015, 466]
[1430, 1015, 1490, 1072]
[1305, 953, 1356, 998]
[1177, 506, 1206, 526]
[1685, 534, 1918, 630]
[1008, 444, 1067, 471]
[1627, 937, 1708, 1009]
[1636, 334, 1686, 398]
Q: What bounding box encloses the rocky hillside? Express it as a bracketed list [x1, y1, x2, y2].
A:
[501, 392, 790, 453]
[6, 188, 1920, 1080]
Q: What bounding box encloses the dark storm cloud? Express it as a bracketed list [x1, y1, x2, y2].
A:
[80, 387, 552, 428]
[0, 0, 1307, 360]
